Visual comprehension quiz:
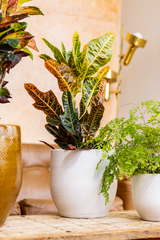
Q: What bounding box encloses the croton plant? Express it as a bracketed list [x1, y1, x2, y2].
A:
[24, 32, 115, 149]
[0, 0, 43, 103]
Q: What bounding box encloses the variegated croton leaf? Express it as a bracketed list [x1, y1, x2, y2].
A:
[42, 38, 67, 64]
[24, 83, 63, 121]
[86, 33, 115, 77]
[91, 80, 106, 106]
[0, 80, 11, 103]
[81, 66, 110, 119]
[81, 104, 105, 141]
[44, 59, 78, 97]
[60, 90, 79, 136]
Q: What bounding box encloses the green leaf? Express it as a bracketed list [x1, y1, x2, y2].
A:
[45, 59, 77, 96]
[0, 52, 20, 61]
[24, 83, 63, 120]
[0, 87, 10, 96]
[11, 22, 27, 31]
[0, 14, 29, 28]
[60, 90, 79, 136]
[0, 31, 33, 43]
[86, 33, 115, 77]
[66, 49, 72, 63]
[7, 39, 19, 48]
[39, 54, 52, 61]
[46, 116, 60, 126]
[61, 41, 67, 60]
[22, 47, 33, 59]
[81, 66, 110, 118]
[1, 0, 8, 19]
[0, 13, 2, 24]
[81, 104, 104, 140]
[73, 31, 81, 70]
[14, 6, 44, 16]
[42, 38, 67, 64]
[91, 80, 106, 106]
[77, 58, 88, 85]
[17, 0, 32, 9]
[79, 99, 88, 123]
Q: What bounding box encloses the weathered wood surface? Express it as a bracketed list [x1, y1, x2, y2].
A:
[0, 210, 160, 240]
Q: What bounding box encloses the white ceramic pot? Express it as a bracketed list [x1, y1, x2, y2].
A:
[132, 174, 160, 221]
[50, 149, 117, 218]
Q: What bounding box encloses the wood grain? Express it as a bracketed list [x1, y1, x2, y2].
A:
[0, 211, 160, 239]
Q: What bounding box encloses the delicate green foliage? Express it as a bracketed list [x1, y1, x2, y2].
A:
[0, 0, 43, 104]
[87, 100, 160, 203]
[25, 31, 115, 149]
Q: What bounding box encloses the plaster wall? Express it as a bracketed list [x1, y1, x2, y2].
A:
[0, 0, 121, 143]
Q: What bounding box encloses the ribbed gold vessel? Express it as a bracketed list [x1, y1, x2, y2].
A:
[0, 125, 22, 227]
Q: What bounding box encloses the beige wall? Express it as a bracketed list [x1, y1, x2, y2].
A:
[119, 0, 160, 119]
[0, 0, 121, 143]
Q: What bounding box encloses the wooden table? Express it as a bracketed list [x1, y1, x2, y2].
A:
[0, 211, 160, 240]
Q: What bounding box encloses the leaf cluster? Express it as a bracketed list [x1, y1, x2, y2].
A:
[87, 100, 160, 203]
[25, 31, 115, 149]
[0, 0, 43, 103]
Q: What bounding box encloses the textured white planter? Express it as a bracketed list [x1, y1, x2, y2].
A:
[132, 174, 160, 221]
[50, 149, 117, 218]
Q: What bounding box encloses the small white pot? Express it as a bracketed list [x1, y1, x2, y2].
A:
[50, 149, 117, 218]
[132, 174, 160, 221]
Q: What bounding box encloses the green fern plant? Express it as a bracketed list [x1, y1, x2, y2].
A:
[0, 0, 43, 103]
[24, 31, 115, 149]
[88, 100, 160, 203]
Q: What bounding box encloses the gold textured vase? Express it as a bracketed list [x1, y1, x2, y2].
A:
[0, 125, 22, 227]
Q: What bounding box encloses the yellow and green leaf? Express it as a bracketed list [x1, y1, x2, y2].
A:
[61, 41, 67, 60]
[13, 6, 44, 16]
[0, 30, 33, 43]
[60, 90, 79, 136]
[91, 80, 106, 106]
[81, 66, 110, 118]
[45, 59, 77, 96]
[0, 14, 28, 28]
[22, 47, 33, 59]
[81, 104, 104, 140]
[24, 83, 63, 120]
[1, 0, 8, 19]
[42, 38, 67, 64]
[79, 99, 88, 123]
[39, 53, 51, 61]
[17, 0, 32, 9]
[73, 31, 81, 70]
[86, 33, 115, 77]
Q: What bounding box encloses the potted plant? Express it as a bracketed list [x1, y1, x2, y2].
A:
[0, 0, 43, 228]
[0, 0, 43, 103]
[24, 31, 117, 218]
[91, 100, 160, 221]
